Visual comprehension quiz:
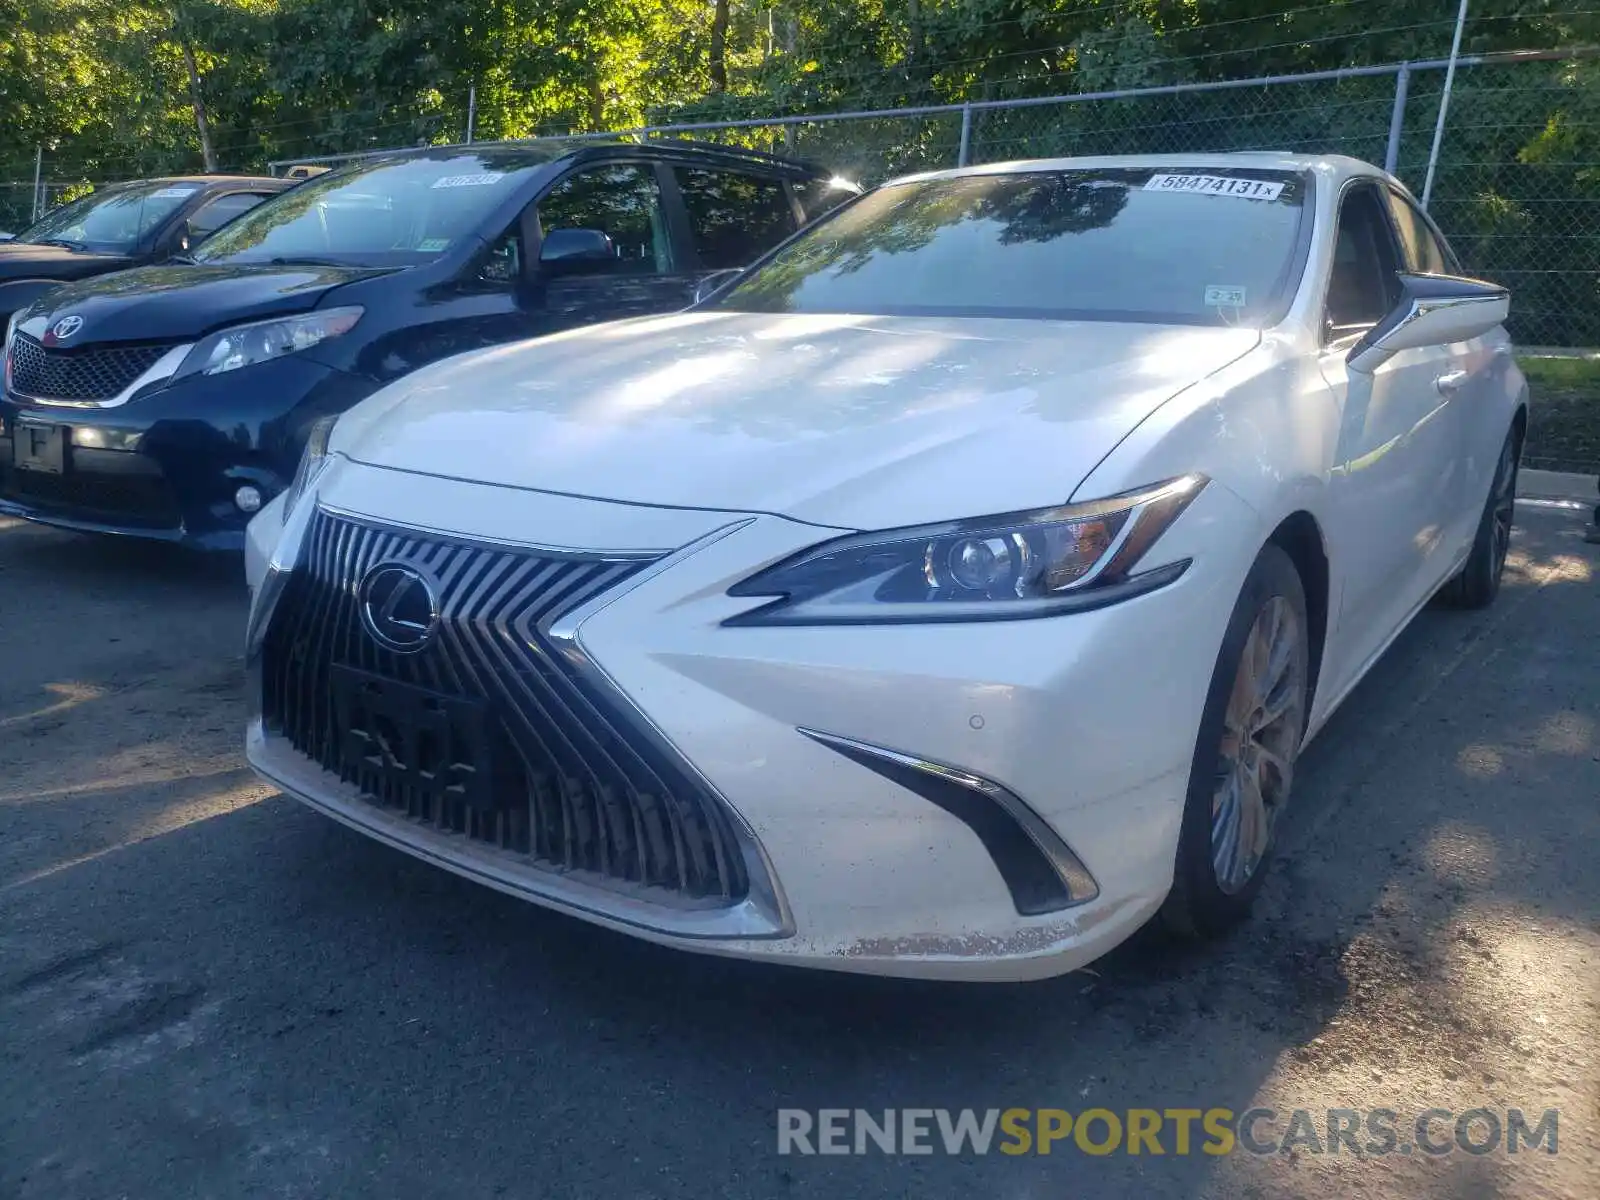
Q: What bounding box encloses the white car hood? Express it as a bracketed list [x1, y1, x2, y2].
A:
[334, 311, 1259, 530]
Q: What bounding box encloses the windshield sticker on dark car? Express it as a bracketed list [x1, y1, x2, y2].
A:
[430, 173, 505, 189]
[150, 186, 203, 199]
[1144, 174, 1285, 201]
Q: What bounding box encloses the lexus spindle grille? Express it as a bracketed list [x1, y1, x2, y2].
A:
[10, 333, 171, 402]
[260, 509, 751, 906]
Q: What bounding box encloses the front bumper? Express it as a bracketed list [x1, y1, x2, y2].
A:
[0, 355, 373, 550]
[245, 460, 1264, 980]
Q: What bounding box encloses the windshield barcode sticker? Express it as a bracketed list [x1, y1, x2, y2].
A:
[431, 173, 505, 189]
[150, 186, 201, 199]
[1144, 174, 1285, 201]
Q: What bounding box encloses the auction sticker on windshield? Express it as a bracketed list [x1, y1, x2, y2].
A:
[1144, 174, 1285, 201]
[150, 186, 202, 199]
[1205, 284, 1247, 307]
[431, 173, 505, 189]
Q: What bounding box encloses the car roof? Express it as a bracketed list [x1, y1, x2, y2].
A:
[889, 151, 1391, 188]
[106, 174, 289, 189]
[341, 137, 833, 181]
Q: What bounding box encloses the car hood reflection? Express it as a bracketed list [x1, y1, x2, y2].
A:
[334, 311, 1261, 529]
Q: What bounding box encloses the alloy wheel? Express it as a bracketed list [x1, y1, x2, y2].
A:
[1211, 595, 1307, 895]
[1490, 439, 1517, 581]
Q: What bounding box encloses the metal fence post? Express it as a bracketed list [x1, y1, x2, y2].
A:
[1384, 63, 1410, 175]
[466, 82, 477, 145]
[957, 103, 973, 167]
[30, 145, 42, 222]
[1422, 0, 1471, 208]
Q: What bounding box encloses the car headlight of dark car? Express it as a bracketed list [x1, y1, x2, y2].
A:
[175, 306, 363, 380]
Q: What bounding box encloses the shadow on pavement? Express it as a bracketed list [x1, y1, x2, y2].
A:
[1, 508, 1595, 1199]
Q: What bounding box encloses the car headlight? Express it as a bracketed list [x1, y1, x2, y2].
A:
[4, 310, 22, 391]
[726, 475, 1206, 625]
[176, 306, 362, 379]
[281, 415, 338, 519]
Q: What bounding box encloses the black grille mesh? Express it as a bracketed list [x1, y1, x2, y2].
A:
[260, 510, 750, 905]
[10, 333, 171, 402]
[0, 466, 181, 529]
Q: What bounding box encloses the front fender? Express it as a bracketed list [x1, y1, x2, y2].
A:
[1070, 339, 1337, 528]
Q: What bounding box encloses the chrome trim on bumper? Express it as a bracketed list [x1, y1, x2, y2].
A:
[11, 342, 193, 409]
[248, 719, 789, 940]
[543, 518, 794, 936]
[798, 728, 1100, 914]
[315, 500, 671, 561]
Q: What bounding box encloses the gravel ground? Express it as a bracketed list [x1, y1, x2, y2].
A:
[0, 503, 1596, 1200]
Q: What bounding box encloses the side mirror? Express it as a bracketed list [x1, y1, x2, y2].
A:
[1348, 272, 1510, 374]
[539, 227, 615, 274]
[693, 268, 743, 306]
[170, 220, 201, 257]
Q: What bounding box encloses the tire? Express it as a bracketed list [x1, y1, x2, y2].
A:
[1438, 425, 1520, 610]
[1161, 543, 1311, 938]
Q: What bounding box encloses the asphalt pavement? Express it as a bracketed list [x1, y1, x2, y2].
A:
[1, 502, 1596, 1199]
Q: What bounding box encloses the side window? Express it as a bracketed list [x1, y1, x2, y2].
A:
[1324, 187, 1403, 342]
[536, 164, 674, 275]
[1386, 189, 1450, 275]
[676, 168, 796, 269]
[186, 193, 270, 242]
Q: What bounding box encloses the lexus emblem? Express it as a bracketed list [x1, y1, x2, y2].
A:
[358, 563, 441, 653]
[47, 314, 84, 342]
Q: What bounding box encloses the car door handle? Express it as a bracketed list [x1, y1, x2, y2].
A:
[1435, 370, 1469, 395]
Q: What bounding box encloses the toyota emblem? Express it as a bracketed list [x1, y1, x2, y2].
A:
[48, 314, 84, 342]
[358, 562, 441, 653]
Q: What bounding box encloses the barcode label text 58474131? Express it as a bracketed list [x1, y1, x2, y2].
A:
[1143, 174, 1286, 201]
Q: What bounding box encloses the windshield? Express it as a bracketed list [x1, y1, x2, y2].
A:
[194, 155, 535, 267]
[715, 167, 1310, 326]
[17, 182, 203, 253]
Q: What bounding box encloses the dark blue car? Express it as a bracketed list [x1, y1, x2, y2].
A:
[0, 140, 854, 549]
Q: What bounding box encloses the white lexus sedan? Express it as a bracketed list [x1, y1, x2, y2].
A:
[244, 153, 1525, 981]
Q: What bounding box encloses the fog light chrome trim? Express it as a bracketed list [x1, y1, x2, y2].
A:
[799, 728, 1100, 915]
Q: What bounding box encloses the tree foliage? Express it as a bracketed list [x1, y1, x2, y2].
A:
[2, 0, 1594, 181]
[0, 0, 1595, 339]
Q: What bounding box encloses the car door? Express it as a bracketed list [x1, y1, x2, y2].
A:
[1319, 181, 1463, 695]
[1384, 185, 1506, 559]
[524, 160, 699, 335]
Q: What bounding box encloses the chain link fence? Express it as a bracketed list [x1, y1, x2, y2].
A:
[19, 49, 1593, 347]
[1397, 57, 1600, 349]
[0, 182, 74, 235]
